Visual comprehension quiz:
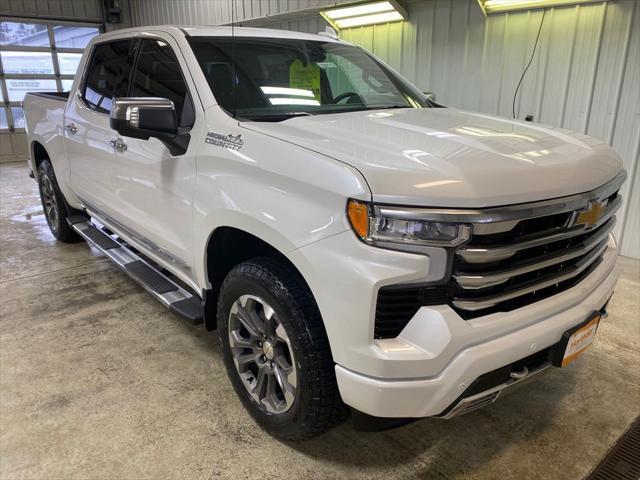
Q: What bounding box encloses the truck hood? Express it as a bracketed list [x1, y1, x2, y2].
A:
[242, 108, 622, 208]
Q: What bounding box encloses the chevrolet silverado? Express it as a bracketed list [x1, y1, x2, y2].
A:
[24, 26, 626, 439]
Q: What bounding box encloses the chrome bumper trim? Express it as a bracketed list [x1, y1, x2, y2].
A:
[439, 362, 553, 419]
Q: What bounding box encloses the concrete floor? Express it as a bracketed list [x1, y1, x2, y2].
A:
[0, 161, 638, 480]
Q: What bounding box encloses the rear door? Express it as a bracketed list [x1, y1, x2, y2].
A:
[66, 39, 134, 212]
[108, 35, 199, 276]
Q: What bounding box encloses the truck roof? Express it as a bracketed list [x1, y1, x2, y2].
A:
[98, 25, 342, 43]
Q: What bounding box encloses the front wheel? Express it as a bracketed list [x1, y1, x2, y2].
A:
[37, 159, 82, 243]
[217, 257, 347, 440]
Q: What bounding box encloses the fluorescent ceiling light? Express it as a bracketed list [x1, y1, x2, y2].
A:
[477, 0, 604, 14]
[335, 11, 404, 28]
[321, 1, 407, 30]
[324, 1, 395, 20]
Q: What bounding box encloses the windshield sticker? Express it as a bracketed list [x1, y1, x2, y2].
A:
[289, 59, 321, 101]
[205, 132, 244, 151]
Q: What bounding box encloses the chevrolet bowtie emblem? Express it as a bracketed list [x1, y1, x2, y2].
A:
[574, 201, 606, 228]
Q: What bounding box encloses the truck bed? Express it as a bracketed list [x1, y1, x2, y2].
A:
[23, 91, 70, 172]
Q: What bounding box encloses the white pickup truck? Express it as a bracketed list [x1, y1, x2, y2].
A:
[24, 26, 626, 439]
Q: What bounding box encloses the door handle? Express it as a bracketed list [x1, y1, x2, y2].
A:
[65, 123, 78, 135]
[108, 139, 128, 153]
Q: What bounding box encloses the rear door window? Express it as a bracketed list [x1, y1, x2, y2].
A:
[82, 39, 131, 114]
[130, 39, 194, 127]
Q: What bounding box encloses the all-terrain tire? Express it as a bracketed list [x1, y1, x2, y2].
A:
[37, 159, 82, 243]
[217, 256, 348, 440]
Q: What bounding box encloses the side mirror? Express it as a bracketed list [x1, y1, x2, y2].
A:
[110, 97, 189, 155]
[423, 91, 436, 102]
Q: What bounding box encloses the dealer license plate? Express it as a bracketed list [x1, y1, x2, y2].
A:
[561, 313, 601, 367]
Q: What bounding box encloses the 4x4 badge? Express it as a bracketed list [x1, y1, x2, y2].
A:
[205, 132, 244, 151]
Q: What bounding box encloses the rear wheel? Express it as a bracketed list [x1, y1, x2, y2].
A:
[217, 257, 347, 440]
[37, 159, 82, 243]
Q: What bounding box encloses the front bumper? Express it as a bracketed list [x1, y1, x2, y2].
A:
[289, 231, 619, 419]
[335, 247, 618, 418]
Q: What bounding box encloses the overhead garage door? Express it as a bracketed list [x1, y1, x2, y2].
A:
[0, 18, 101, 162]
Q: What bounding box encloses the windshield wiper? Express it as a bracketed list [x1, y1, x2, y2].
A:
[242, 105, 412, 122]
[242, 111, 313, 122]
[366, 105, 412, 110]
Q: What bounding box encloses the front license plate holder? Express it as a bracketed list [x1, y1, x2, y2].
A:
[550, 312, 601, 367]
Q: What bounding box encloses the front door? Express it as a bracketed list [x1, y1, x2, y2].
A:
[108, 35, 199, 277]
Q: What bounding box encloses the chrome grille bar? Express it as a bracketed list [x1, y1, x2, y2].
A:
[453, 218, 615, 289]
[452, 241, 608, 311]
[457, 195, 621, 264]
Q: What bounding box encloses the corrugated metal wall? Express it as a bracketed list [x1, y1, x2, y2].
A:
[127, 0, 338, 26]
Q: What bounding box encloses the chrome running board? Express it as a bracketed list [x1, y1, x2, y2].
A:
[68, 216, 203, 324]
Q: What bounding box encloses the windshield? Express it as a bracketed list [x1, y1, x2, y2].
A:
[187, 36, 430, 121]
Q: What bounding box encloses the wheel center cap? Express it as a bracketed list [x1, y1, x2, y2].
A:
[262, 341, 274, 360]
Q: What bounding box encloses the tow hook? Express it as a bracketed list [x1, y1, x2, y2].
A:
[510, 365, 529, 380]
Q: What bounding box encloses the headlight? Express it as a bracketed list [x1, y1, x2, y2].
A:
[347, 199, 471, 250]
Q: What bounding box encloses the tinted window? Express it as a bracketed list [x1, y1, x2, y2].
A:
[131, 39, 193, 126]
[83, 40, 131, 113]
[187, 37, 428, 121]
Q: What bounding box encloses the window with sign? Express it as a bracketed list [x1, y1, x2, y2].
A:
[187, 37, 428, 121]
[0, 20, 100, 131]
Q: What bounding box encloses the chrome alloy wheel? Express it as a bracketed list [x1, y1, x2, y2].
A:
[228, 294, 298, 414]
[40, 174, 59, 231]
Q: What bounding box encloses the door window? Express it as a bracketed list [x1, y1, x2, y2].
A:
[82, 40, 131, 114]
[130, 39, 194, 127]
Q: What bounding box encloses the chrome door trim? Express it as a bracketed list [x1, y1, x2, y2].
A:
[64, 123, 79, 135]
[76, 194, 191, 272]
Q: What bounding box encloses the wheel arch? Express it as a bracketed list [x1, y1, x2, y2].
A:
[31, 140, 50, 175]
[202, 225, 318, 332]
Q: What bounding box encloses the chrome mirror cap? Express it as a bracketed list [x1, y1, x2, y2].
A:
[110, 97, 175, 127]
[109, 97, 185, 155]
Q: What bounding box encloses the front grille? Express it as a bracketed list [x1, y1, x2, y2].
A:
[450, 190, 621, 319]
[373, 173, 625, 337]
